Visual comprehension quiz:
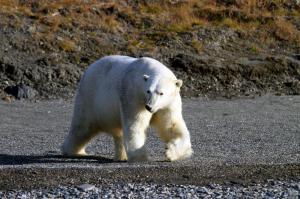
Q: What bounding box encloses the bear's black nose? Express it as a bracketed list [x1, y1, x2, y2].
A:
[145, 105, 153, 112]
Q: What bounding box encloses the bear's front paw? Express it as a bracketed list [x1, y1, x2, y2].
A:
[165, 142, 193, 161]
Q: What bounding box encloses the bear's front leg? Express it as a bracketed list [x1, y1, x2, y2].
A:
[165, 119, 193, 161]
[121, 110, 152, 162]
[151, 108, 193, 161]
[166, 117, 193, 161]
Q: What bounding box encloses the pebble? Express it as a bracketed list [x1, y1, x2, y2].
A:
[0, 179, 299, 198]
[76, 184, 96, 192]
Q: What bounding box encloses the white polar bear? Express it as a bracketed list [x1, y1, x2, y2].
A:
[61, 55, 193, 162]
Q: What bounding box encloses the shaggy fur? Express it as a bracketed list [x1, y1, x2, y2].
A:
[61, 55, 193, 162]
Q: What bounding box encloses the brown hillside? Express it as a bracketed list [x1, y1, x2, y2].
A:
[0, 0, 300, 99]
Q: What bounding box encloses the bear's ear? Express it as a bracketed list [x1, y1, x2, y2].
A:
[143, 75, 150, 81]
[175, 79, 183, 88]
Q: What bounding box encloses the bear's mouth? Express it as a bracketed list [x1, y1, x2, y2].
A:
[145, 105, 154, 113]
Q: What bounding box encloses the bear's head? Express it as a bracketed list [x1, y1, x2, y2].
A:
[142, 74, 182, 113]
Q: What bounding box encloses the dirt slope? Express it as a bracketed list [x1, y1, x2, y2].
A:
[0, 0, 300, 99]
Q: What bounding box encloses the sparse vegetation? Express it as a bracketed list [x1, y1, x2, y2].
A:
[0, 0, 299, 48]
[58, 38, 77, 52]
[248, 43, 261, 54]
[0, 0, 300, 99]
[271, 18, 300, 45]
[191, 38, 203, 54]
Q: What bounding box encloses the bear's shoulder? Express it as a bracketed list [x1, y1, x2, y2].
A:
[137, 57, 176, 78]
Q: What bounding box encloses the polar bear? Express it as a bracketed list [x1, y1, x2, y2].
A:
[61, 55, 193, 162]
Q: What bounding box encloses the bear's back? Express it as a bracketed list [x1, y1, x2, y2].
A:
[85, 56, 175, 86]
[81, 55, 136, 88]
[89, 55, 137, 77]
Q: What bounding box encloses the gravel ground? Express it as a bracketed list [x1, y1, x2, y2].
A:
[0, 95, 299, 193]
[1, 95, 299, 165]
[0, 179, 299, 198]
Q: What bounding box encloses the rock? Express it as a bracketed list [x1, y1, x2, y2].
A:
[2, 95, 13, 102]
[289, 0, 300, 7]
[28, 26, 36, 33]
[76, 184, 96, 192]
[287, 188, 299, 197]
[4, 83, 37, 100]
[198, 187, 210, 194]
[1, 89, 13, 102]
[293, 54, 300, 61]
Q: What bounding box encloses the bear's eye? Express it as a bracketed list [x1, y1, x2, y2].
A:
[147, 90, 150, 94]
[160, 92, 163, 96]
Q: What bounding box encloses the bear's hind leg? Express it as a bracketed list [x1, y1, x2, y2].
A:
[61, 122, 99, 156]
[112, 129, 127, 161]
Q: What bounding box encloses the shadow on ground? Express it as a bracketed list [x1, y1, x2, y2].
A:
[0, 154, 115, 165]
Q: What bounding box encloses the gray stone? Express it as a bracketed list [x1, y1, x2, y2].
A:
[4, 83, 37, 100]
[76, 184, 96, 192]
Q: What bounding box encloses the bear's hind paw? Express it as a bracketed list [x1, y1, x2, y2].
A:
[61, 147, 88, 157]
[114, 154, 128, 162]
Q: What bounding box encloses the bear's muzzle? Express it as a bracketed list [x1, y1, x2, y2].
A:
[145, 105, 154, 113]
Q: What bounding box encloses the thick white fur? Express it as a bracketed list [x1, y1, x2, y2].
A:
[61, 55, 193, 162]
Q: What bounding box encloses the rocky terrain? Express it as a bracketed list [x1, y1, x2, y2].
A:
[0, 0, 300, 100]
[1, 179, 299, 198]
